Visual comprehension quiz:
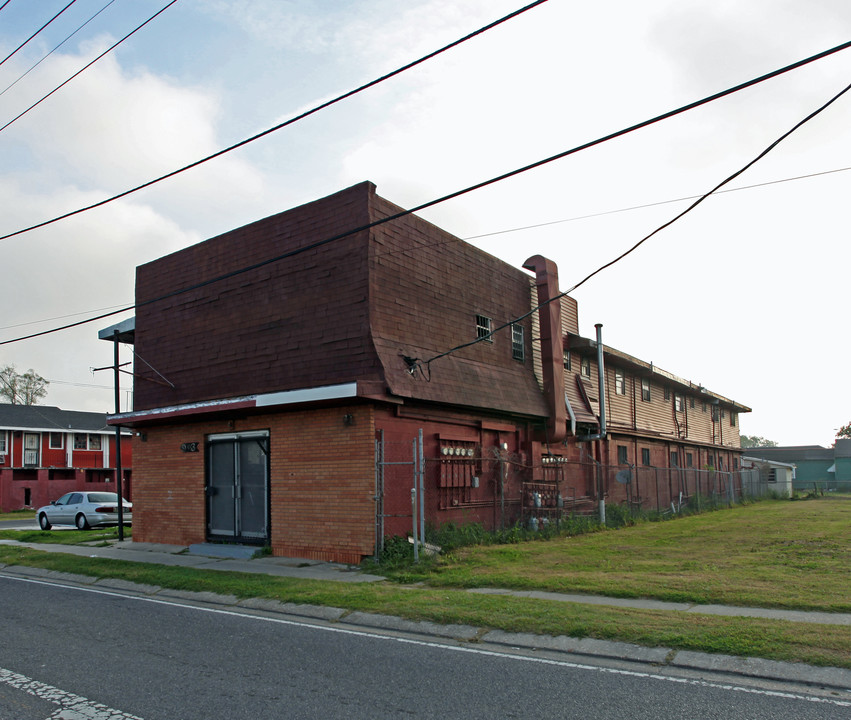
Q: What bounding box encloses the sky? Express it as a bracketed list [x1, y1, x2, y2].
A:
[0, 0, 849, 447]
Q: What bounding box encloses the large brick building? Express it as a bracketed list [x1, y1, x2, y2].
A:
[107, 182, 749, 563]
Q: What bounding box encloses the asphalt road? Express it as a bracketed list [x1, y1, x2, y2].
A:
[0, 574, 848, 720]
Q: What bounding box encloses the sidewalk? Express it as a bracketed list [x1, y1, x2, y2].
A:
[2, 538, 850, 694]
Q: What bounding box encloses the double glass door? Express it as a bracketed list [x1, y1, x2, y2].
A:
[206, 431, 269, 542]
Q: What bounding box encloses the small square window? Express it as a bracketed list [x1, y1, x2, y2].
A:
[74, 434, 87, 450]
[617, 445, 628, 465]
[476, 315, 493, 342]
[511, 324, 525, 362]
[88, 434, 102, 451]
[614, 369, 625, 395]
[581, 357, 591, 377]
[641, 448, 651, 466]
[49, 432, 64, 449]
[641, 378, 651, 402]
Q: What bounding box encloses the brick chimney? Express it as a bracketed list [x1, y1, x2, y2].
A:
[523, 255, 567, 443]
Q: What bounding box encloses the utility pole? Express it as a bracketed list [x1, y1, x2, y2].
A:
[113, 329, 125, 542]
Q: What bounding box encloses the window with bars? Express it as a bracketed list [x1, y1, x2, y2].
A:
[476, 315, 493, 342]
[511, 323, 525, 362]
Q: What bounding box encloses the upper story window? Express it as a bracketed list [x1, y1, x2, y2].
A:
[614, 369, 626, 395]
[664, 387, 671, 401]
[580, 357, 591, 378]
[511, 324, 525, 362]
[564, 352, 571, 371]
[641, 378, 651, 402]
[690, 397, 695, 409]
[49, 432, 64, 449]
[731, 412, 737, 427]
[674, 394, 684, 412]
[476, 315, 493, 342]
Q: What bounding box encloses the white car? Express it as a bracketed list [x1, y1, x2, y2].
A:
[37, 491, 132, 531]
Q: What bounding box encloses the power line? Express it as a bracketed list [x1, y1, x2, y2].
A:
[462, 165, 851, 241]
[0, 0, 178, 134]
[418, 76, 851, 372]
[0, 0, 549, 243]
[0, 1, 14, 14]
[0, 0, 119, 100]
[1, 40, 850, 347]
[11, 159, 848, 337]
[0, 0, 77, 68]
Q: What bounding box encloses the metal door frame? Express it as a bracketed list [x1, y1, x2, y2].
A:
[205, 430, 270, 544]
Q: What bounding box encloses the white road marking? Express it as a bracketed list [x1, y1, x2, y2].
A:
[0, 667, 143, 719]
[3, 573, 851, 709]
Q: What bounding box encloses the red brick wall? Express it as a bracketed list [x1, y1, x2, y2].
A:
[133, 183, 382, 411]
[132, 405, 376, 564]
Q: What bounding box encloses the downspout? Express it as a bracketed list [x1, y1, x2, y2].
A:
[595, 323, 607, 524]
[523, 255, 567, 442]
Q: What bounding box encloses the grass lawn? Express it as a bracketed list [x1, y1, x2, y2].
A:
[0, 497, 849, 668]
[416, 497, 851, 612]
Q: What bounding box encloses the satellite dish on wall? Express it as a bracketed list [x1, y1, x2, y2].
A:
[615, 468, 632, 485]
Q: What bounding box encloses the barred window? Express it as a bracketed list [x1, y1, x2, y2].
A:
[511, 323, 525, 362]
[476, 315, 493, 342]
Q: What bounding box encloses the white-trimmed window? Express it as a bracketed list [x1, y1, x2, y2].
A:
[580, 357, 591, 378]
[0, 431, 6, 454]
[614, 369, 626, 395]
[476, 315, 493, 342]
[74, 433, 103, 450]
[49, 432, 64, 449]
[641, 378, 651, 402]
[511, 323, 525, 362]
[674, 394, 684, 412]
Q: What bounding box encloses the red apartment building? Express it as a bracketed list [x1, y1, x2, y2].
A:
[0, 404, 132, 511]
[107, 182, 749, 563]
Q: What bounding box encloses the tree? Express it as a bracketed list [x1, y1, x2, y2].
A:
[836, 423, 851, 440]
[740, 435, 778, 449]
[0, 365, 49, 405]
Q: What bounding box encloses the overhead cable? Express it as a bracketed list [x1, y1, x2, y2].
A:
[0, 0, 77, 68]
[417, 76, 851, 372]
[0, 0, 119, 99]
[1, 41, 850, 346]
[0, 0, 548, 243]
[0, 0, 178, 134]
[10, 159, 848, 335]
[462, 165, 851, 241]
